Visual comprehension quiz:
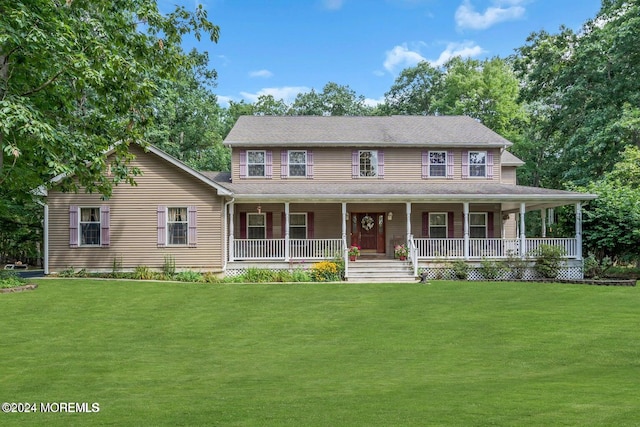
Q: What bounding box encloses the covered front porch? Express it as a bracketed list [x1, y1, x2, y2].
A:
[224, 199, 587, 278]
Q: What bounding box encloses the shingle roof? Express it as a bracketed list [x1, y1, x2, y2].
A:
[224, 115, 513, 148]
[202, 173, 597, 210]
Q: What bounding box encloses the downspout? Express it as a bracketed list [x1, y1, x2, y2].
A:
[223, 198, 235, 272]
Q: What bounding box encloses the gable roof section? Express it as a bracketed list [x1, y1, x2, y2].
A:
[43, 144, 232, 197]
[224, 115, 513, 148]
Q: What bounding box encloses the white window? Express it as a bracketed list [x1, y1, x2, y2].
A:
[429, 151, 447, 177]
[469, 213, 487, 238]
[289, 213, 307, 239]
[469, 151, 487, 177]
[247, 150, 265, 177]
[80, 207, 101, 246]
[288, 151, 307, 177]
[359, 150, 378, 177]
[168, 207, 188, 245]
[247, 213, 266, 239]
[429, 213, 448, 238]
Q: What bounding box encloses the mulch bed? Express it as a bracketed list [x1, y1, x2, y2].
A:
[0, 284, 38, 293]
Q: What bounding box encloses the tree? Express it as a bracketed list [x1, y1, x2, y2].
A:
[512, 1, 640, 187]
[147, 50, 230, 172]
[384, 61, 443, 115]
[0, 0, 220, 198]
[253, 95, 289, 116]
[289, 82, 369, 116]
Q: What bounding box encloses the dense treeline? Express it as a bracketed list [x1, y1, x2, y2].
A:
[1, 0, 638, 266]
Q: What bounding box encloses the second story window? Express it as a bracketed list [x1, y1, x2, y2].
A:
[429, 151, 447, 177]
[469, 151, 487, 177]
[247, 150, 265, 177]
[359, 150, 378, 177]
[288, 151, 307, 177]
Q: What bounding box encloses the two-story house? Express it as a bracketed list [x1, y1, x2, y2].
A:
[43, 115, 597, 280]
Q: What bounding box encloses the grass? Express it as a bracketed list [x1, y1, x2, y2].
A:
[1, 279, 639, 426]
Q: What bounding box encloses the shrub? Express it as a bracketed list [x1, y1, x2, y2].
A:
[450, 260, 469, 280]
[133, 265, 156, 280]
[532, 244, 565, 278]
[242, 268, 277, 283]
[310, 261, 340, 282]
[479, 258, 505, 280]
[175, 270, 204, 283]
[505, 251, 528, 279]
[163, 255, 176, 279]
[0, 271, 26, 289]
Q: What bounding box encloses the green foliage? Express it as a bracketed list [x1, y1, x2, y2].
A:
[310, 261, 340, 282]
[0, 1, 220, 199]
[450, 260, 469, 280]
[583, 253, 613, 279]
[505, 251, 528, 279]
[133, 265, 156, 280]
[532, 244, 565, 279]
[162, 255, 176, 279]
[0, 270, 26, 288]
[479, 258, 506, 280]
[175, 270, 203, 283]
[512, 2, 640, 187]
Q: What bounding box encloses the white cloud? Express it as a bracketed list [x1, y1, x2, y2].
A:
[249, 69, 273, 78]
[455, 0, 526, 30]
[383, 44, 427, 74]
[428, 41, 485, 67]
[240, 86, 311, 105]
[321, 0, 344, 10]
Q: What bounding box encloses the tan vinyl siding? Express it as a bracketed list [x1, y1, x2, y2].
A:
[501, 166, 517, 184]
[47, 145, 225, 273]
[231, 147, 502, 182]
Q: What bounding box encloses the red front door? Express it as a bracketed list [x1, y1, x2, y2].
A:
[350, 213, 385, 253]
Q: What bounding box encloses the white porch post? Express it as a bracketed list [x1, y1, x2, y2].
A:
[463, 202, 469, 260]
[541, 209, 547, 238]
[342, 202, 348, 278]
[228, 202, 235, 261]
[520, 203, 526, 259]
[575, 202, 583, 260]
[284, 202, 290, 261]
[405, 202, 412, 244]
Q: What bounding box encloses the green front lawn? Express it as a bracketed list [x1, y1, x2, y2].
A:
[1, 280, 639, 426]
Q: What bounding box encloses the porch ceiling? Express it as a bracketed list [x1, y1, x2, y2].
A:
[209, 177, 597, 210]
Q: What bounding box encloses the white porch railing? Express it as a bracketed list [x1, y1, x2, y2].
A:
[233, 239, 343, 260]
[413, 238, 578, 259]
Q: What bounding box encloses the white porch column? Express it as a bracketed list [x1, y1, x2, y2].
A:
[541, 209, 547, 238]
[342, 202, 349, 278]
[520, 203, 526, 259]
[405, 202, 412, 243]
[463, 202, 469, 260]
[228, 202, 235, 261]
[575, 202, 583, 260]
[284, 202, 290, 261]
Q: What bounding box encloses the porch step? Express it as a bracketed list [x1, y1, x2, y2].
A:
[347, 259, 417, 283]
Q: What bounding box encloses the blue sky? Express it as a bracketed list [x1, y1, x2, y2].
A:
[169, 0, 603, 107]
